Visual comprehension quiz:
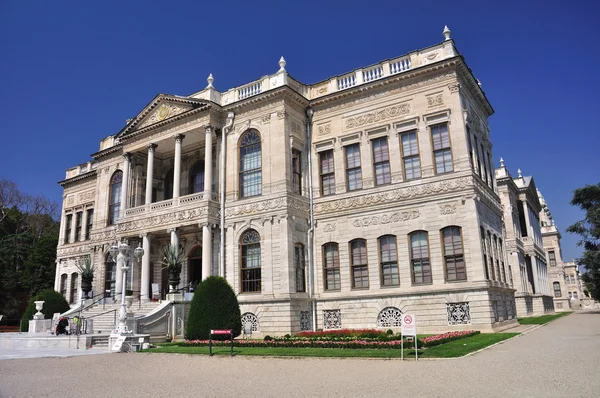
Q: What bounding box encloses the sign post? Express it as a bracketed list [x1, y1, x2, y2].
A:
[401, 314, 417, 361]
[209, 329, 234, 356]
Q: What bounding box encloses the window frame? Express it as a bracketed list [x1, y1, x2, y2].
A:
[319, 149, 335, 196]
[239, 129, 263, 198]
[64, 214, 72, 244]
[442, 226, 467, 282]
[294, 243, 306, 292]
[292, 149, 302, 195]
[322, 242, 341, 291]
[400, 130, 421, 180]
[344, 143, 362, 191]
[75, 211, 82, 242]
[108, 170, 123, 226]
[553, 281, 562, 298]
[409, 231, 432, 285]
[379, 235, 400, 287]
[548, 250, 557, 267]
[189, 160, 205, 194]
[431, 122, 453, 175]
[85, 209, 94, 240]
[371, 136, 391, 186]
[349, 239, 369, 289]
[240, 229, 262, 293]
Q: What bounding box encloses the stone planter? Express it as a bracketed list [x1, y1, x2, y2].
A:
[81, 278, 93, 299]
[33, 301, 45, 320]
[168, 267, 181, 292]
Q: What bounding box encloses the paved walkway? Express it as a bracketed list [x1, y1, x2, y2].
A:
[0, 311, 598, 398]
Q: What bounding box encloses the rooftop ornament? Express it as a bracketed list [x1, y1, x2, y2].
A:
[443, 25, 451, 41]
[517, 168, 523, 179]
[206, 73, 214, 89]
[500, 157, 505, 168]
[278, 56, 287, 73]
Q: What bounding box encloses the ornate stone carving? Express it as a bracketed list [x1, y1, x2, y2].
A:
[261, 113, 271, 123]
[57, 244, 92, 256]
[241, 312, 259, 332]
[226, 197, 309, 218]
[322, 223, 337, 232]
[67, 195, 75, 206]
[427, 93, 444, 108]
[300, 311, 311, 331]
[315, 177, 471, 215]
[139, 103, 192, 129]
[77, 190, 95, 204]
[317, 123, 331, 136]
[344, 103, 411, 129]
[90, 229, 117, 243]
[277, 110, 287, 119]
[448, 82, 460, 93]
[377, 307, 403, 327]
[116, 206, 216, 233]
[291, 120, 302, 134]
[439, 203, 458, 215]
[351, 210, 420, 227]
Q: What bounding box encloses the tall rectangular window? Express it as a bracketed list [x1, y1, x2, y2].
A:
[481, 144, 488, 185]
[474, 135, 482, 178]
[292, 149, 302, 195]
[443, 227, 467, 281]
[401, 131, 421, 180]
[350, 239, 369, 289]
[410, 231, 431, 284]
[548, 250, 556, 266]
[345, 144, 362, 191]
[323, 243, 340, 290]
[75, 212, 82, 242]
[372, 137, 391, 185]
[64, 214, 72, 244]
[481, 227, 489, 280]
[379, 235, 399, 286]
[553, 282, 561, 298]
[467, 128, 474, 170]
[85, 209, 94, 240]
[431, 123, 453, 174]
[295, 243, 306, 292]
[319, 150, 335, 196]
[487, 151, 494, 189]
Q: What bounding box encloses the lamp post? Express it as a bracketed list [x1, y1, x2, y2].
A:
[109, 241, 144, 335]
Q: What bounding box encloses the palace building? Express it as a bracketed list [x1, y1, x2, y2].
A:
[55, 27, 519, 337]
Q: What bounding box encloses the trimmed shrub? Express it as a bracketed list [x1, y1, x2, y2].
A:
[186, 276, 241, 340]
[20, 289, 70, 332]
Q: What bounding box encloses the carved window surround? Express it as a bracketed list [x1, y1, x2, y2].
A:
[423, 109, 451, 126]
[366, 126, 389, 142]
[339, 131, 362, 147]
[394, 117, 419, 135]
[314, 138, 336, 152]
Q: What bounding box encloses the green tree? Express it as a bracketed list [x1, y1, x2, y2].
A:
[186, 276, 242, 340]
[23, 234, 59, 296]
[567, 183, 600, 300]
[20, 289, 70, 332]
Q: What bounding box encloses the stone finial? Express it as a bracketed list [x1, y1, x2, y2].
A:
[443, 25, 451, 41]
[517, 168, 522, 178]
[477, 79, 482, 88]
[500, 157, 504, 167]
[278, 56, 287, 73]
[206, 73, 214, 89]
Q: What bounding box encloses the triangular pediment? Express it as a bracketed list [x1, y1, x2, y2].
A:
[117, 94, 210, 138]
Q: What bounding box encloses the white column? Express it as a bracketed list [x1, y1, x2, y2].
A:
[202, 224, 212, 280]
[70, 214, 77, 244]
[173, 134, 185, 199]
[141, 234, 151, 302]
[204, 125, 213, 195]
[115, 252, 124, 301]
[81, 209, 88, 242]
[170, 228, 179, 248]
[120, 153, 131, 218]
[145, 144, 157, 205]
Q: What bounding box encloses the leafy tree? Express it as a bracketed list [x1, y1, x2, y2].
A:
[186, 276, 242, 340]
[567, 183, 600, 300]
[20, 289, 70, 332]
[23, 234, 59, 296]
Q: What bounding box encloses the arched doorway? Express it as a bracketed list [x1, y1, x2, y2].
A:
[188, 245, 202, 290]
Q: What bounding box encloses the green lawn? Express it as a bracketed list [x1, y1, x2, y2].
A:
[145, 333, 519, 359]
[518, 312, 572, 325]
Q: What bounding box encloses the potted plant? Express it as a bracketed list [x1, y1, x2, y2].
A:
[159, 244, 187, 293]
[76, 256, 97, 299]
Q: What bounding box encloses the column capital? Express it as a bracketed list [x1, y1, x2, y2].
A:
[167, 227, 177, 234]
[123, 152, 131, 161]
[139, 232, 152, 239]
[174, 134, 186, 143]
[147, 143, 158, 152]
[204, 125, 214, 134]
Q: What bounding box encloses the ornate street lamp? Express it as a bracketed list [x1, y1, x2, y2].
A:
[109, 241, 144, 335]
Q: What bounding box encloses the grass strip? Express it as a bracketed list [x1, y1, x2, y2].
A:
[517, 311, 572, 325]
[145, 333, 518, 358]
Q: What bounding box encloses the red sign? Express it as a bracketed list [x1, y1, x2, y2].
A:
[403, 315, 413, 325]
[210, 329, 232, 335]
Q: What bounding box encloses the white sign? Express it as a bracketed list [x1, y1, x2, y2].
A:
[112, 335, 126, 352]
[401, 313, 417, 336]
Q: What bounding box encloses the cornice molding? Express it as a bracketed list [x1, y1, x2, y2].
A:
[58, 170, 97, 187]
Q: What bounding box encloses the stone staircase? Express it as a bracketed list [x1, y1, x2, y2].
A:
[78, 301, 162, 336]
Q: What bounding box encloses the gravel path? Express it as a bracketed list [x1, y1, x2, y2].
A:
[1, 311, 598, 398]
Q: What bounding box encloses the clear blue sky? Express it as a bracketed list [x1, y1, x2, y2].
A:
[1, 0, 598, 261]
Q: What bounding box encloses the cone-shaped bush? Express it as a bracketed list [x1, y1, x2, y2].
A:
[20, 289, 71, 332]
[186, 276, 242, 340]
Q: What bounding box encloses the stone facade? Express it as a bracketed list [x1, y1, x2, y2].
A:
[56, 27, 517, 335]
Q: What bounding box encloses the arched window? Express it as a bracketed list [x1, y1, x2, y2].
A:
[240, 230, 261, 293]
[553, 282, 562, 298]
[189, 161, 205, 194]
[379, 235, 399, 286]
[322, 243, 340, 290]
[409, 231, 431, 284]
[164, 168, 174, 200]
[70, 272, 79, 304]
[442, 226, 466, 281]
[109, 171, 123, 225]
[239, 130, 262, 198]
[294, 243, 306, 292]
[60, 274, 68, 298]
[350, 239, 368, 289]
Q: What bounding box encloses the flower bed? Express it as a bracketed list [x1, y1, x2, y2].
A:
[295, 328, 386, 339]
[419, 330, 480, 347]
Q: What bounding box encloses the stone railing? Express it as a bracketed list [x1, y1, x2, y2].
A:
[238, 81, 262, 100]
[122, 191, 216, 221]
